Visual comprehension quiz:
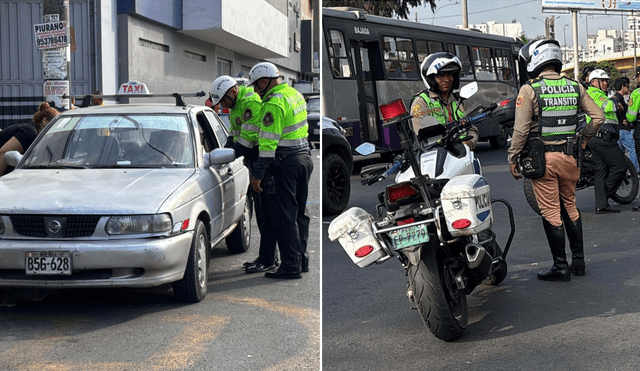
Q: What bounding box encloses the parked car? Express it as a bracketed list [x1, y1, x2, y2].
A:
[0, 86, 251, 303]
[307, 112, 322, 144]
[322, 116, 353, 216]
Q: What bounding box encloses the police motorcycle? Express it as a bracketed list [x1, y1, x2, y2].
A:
[328, 82, 515, 341]
[523, 113, 640, 215]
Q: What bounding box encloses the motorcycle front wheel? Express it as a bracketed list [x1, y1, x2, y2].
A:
[611, 156, 639, 204]
[408, 244, 467, 341]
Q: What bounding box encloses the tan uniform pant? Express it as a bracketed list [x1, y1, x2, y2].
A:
[531, 152, 580, 227]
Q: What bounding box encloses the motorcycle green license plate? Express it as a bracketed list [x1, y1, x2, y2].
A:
[390, 224, 429, 250]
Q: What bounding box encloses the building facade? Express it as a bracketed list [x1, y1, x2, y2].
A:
[0, 0, 318, 128]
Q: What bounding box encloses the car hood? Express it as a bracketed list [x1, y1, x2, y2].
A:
[0, 169, 195, 214]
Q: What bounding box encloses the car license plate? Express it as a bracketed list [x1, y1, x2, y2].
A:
[389, 225, 429, 250]
[25, 251, 72, 275]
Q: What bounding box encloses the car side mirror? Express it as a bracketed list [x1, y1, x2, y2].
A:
[4, 151, 23, 167]
[204, 148, 236, 168]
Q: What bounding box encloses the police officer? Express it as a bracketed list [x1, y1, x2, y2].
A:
[248, 62, 313, 279]
[509, 39, 605, 281]
[586, 69, 628, 214]
[209, 76, 279, 273]
[625, 67, 640, 211]
[410, 52, 479, 149]
[580, 66, 595, 89]
[611, 77, 638, 171]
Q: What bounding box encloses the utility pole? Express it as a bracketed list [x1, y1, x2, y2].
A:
[38, 0, 71, 110]
[462, 0, 468, 28]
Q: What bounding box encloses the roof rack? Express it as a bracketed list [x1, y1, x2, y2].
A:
[64, 81, 206, 107]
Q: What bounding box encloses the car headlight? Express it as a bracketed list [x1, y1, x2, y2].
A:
[105, 214, 172, 236]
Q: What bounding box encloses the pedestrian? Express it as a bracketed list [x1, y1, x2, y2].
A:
[509, 39, 605, 281]
[209, 75, 278, 273]
[586, 69, 629, 214]
[92, 91, 105, 106]
[0, 102, 59, 176]
[612, 77, 638, 171]
[410, 52, 479, 150]
[248, 62, 313, 279]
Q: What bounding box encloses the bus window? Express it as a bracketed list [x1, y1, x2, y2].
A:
[495, 49, 514, 81]
[328, 30, 352, 78]
[382, 36, 418, 79]
[416, 40, 444, 63]
[449, 44, 473, 80]
[473, 46, 497, 81]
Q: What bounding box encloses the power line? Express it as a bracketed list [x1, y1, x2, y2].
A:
[416, 0, 537, 21]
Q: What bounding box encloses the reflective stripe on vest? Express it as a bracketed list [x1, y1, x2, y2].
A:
[229, 86, 262, 144]
[531, 78, 580, 140]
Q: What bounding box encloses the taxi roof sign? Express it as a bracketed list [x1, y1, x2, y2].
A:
[118, 80, 151, 95]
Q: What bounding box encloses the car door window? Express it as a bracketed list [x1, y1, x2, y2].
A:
[204, 111, 229, 148]
[196, 112, 219, 151]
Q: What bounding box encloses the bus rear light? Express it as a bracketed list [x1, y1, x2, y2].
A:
[355, 245, 374, 258]
[452, 219, 472, 229]
[498, 99, 510, 107]
[379, 99, 410, 123]
[386, 182, 419, 204]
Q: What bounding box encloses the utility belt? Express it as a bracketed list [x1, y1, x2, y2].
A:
[544, 142, 574, 156]
[594, 123, 619, 146]
[275, 149, 311, 162]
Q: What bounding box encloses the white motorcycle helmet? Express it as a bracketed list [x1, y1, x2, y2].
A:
[248, 62, 281, 94]
[420, 52, 463, 93]
[209, 75, 238, 107]
[588, 69, 610, 81]
[518, 39, 563, 79]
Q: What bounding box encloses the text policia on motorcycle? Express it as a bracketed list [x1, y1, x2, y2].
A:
[329, 51, 515, 342]
[508, 39, 605, 282]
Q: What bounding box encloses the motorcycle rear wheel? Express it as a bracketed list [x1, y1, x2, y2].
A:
[610, 156, 639, 204]
[408, 245, 467, 341]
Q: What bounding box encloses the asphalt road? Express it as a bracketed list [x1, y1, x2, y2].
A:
[0, 152, 321, 371]
[322, 142, 640, 371]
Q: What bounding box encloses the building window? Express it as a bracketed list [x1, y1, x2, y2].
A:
[217, 59, 231, 76]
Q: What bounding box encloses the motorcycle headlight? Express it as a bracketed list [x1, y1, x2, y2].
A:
[105, 214, 172, 236]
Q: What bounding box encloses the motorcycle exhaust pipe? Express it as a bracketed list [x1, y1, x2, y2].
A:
[465, 243, 488, 269]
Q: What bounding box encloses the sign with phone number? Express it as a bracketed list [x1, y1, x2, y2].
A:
[33, 21, 69, 50]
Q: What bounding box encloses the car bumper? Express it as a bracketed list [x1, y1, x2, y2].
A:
[0, 232, 194, 288]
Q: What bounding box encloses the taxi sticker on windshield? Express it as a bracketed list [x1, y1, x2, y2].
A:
[516, 94, 524, 108]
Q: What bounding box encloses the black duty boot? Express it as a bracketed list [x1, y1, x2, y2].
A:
[537, 219, 570, 282]
[563, 212, 585, 276]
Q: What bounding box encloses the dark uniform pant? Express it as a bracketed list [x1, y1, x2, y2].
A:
[234, 143, 278, 266]
[588, 136, 628, 209]
[263, 151, 314, 273]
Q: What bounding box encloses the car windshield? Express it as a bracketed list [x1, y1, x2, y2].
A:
[306, 97, 320, 112]
[22, 114, 194, 169]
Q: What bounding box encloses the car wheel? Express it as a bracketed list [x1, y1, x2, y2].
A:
[225, 194, 252, 254]
[323, 153, 351, 216]
[173, 219, 209, 303]
[489, 125, 509, 149]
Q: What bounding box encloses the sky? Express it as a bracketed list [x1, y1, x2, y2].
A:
[408, 0, 633, 48]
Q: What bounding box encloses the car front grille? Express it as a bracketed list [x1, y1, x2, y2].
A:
[10, 216, 100, 238]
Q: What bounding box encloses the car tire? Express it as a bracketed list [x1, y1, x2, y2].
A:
[489, 125, 509, 149]
[225, 194, 252, 254]
[323, 153, 351, 216]
[173, 219, 210, 303]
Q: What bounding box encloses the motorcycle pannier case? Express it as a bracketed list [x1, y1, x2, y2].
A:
[440, 174, 493, 237]
[328, 207, 389, 268]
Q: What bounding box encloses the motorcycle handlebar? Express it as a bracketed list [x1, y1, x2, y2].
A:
[361, 157, 404, 186]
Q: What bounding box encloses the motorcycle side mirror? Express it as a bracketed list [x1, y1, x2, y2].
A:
[355, 142, 376, 156]
[360, 163, 390, 179]
[459, 81, 478, 99]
